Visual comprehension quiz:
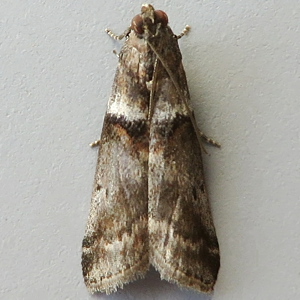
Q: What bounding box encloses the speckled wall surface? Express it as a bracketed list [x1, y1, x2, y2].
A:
[1, 1, 300, 299]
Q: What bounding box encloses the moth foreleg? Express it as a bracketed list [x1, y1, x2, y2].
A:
[199, 130, 221, 148]
[89, 139, 101, 147]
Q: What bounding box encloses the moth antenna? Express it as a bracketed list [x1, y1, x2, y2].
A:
[146, 40, 203, 147]
[146, 38, 219, 150]
[105, 27, 131, 40]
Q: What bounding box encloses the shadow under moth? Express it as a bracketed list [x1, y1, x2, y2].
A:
[82, 3, 220, 295]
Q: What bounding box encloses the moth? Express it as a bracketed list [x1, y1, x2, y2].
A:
[82, 4, 220, 295]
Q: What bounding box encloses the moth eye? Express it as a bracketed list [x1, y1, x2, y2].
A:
[154, 10, 168, 27]
[131, 14, 144, 34]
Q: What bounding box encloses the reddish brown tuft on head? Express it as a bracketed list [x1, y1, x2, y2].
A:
[131, 5, 169, 35]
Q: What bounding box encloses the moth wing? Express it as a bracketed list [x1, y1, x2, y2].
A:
[82, 41, 151, 293]
[148, 44, 220, 292]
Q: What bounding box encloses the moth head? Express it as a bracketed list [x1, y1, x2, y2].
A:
[131, 4, 168, 37]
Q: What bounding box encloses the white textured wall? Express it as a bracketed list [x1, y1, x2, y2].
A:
[1, 1, 300, 299]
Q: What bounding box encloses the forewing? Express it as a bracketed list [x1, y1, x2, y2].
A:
[82, 34, 154, 294]
[148, 28, 220, 293]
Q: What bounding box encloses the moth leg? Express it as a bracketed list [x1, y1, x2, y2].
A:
[105, 27, 131, 40]
[112, 49, 119, 57]
[188, 108, 220, 149]
[89, 139, 101, 147]
[199, 130, 221, 148]
[175, 25, 191, 39]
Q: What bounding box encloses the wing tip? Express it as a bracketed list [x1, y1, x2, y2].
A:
[151, 252, 218, 294]
[85, 261, 150, 295]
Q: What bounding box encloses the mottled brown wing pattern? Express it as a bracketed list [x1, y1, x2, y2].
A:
[146, 18, 220, 293]
[82, 4, 220, 295]
[82, 33, 156, 294]
[148, 61, 220, 293]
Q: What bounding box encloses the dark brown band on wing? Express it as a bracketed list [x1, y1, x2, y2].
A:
[105, 113, 148, 138]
